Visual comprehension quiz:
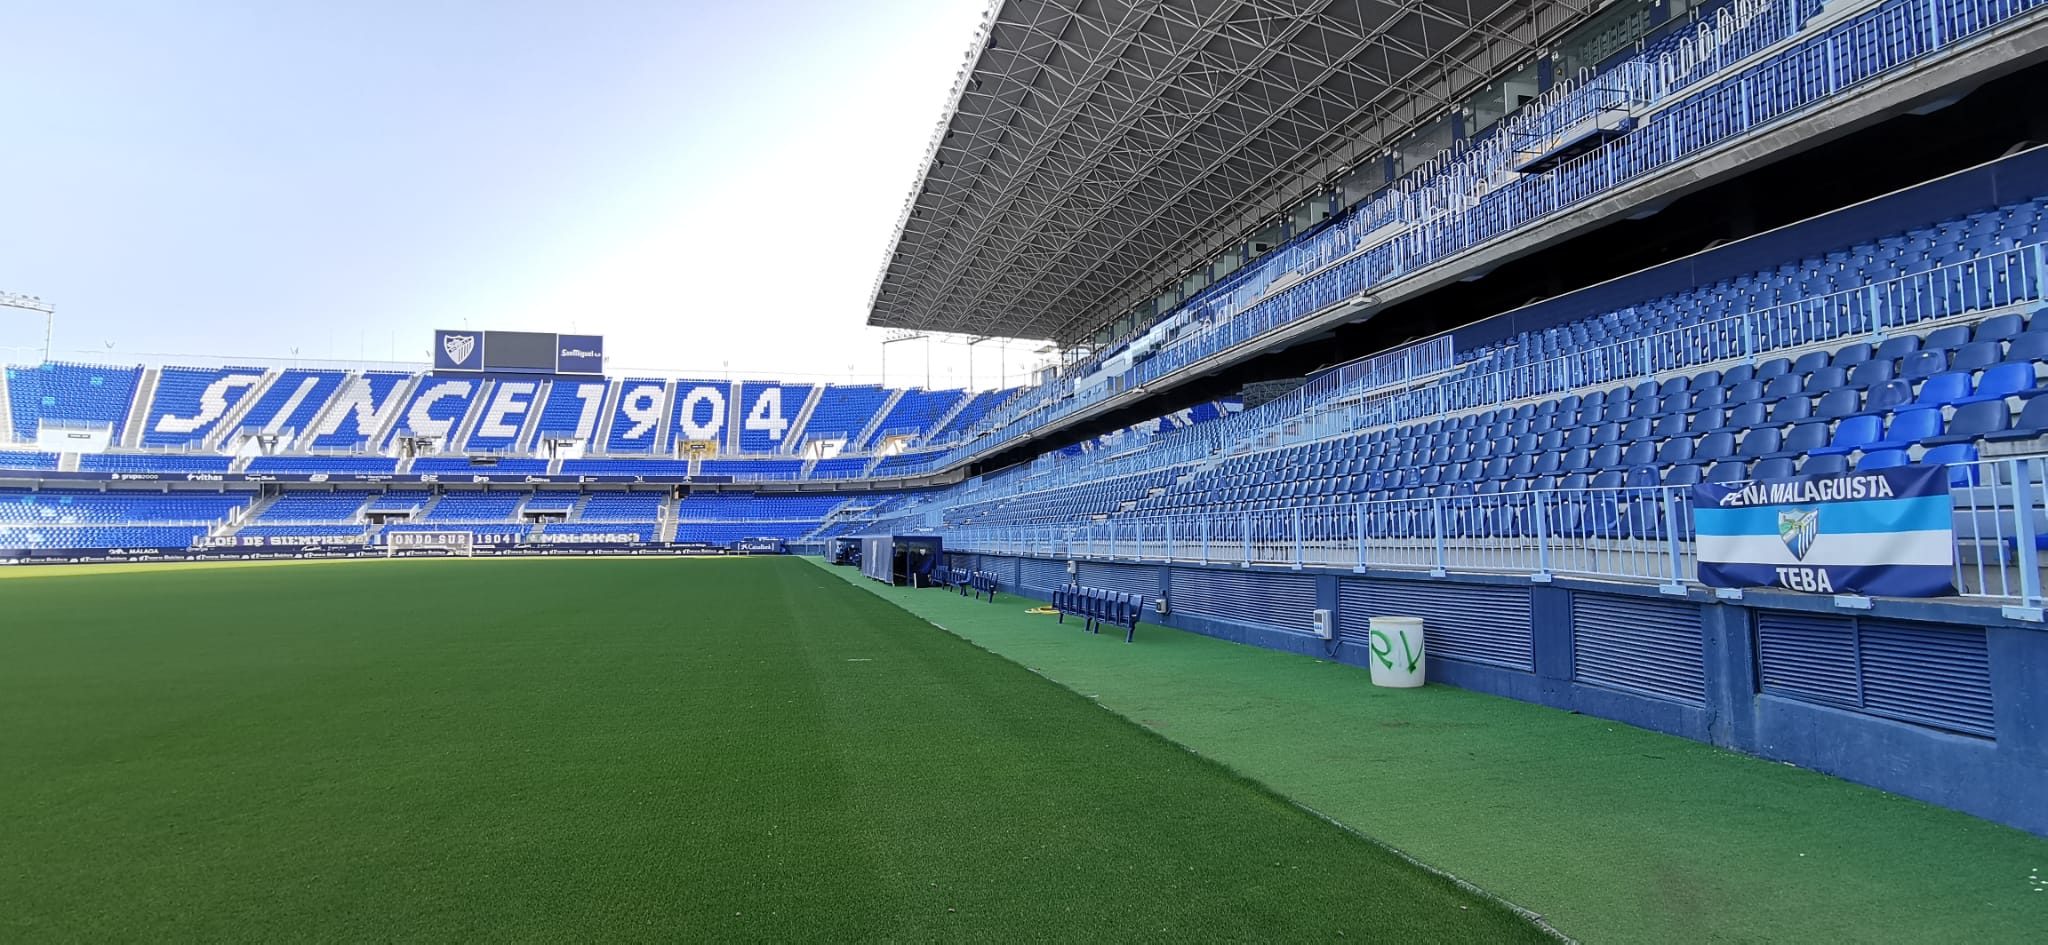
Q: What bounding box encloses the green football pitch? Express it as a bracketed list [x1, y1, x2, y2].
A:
[0, 558, 1551, 942]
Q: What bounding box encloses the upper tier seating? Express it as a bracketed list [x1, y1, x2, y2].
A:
[736, 382, 812, 454]
[236, 370, 347, 438]
[141, 366, 270, 447]
[0, 451, 59, 470]
[928, 389, 1016, 442]
[805, 386, 892, 443]
[5, 362, 142, 441]
[861, 389, 964, 448]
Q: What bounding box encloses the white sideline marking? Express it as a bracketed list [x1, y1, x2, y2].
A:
[846, 658, 873, 662]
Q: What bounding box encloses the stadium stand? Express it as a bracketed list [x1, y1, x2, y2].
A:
[735, 381, 812, 453]
[0, 451, 60, 470]
[423, 493, 524, 522]
[803, 385, 893, 448]
[528, 378, 612, 451]
[5, 362, 142, 441]
[255, 492, 369, 523]
[234, 370, 347, 442]
[140, 366, 268, 448]
[10, 0, 2048, 848]
[411, 457, 549, 474]
[861, 388, 963, 449]
[78, 454, 235, 474]
[247, 456, 400, 475]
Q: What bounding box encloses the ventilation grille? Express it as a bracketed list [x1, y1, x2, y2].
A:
[1168, 568, 1315, 629]
[1758, 613, 1995, 738]
[1572, 596, 1706, 705]
[1337, 580, 1533, 670]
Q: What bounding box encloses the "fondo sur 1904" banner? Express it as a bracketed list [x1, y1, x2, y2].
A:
[1692, 465, 1954, 597]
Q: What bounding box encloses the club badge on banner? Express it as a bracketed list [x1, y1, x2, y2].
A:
[1692, 465, 1955, 596]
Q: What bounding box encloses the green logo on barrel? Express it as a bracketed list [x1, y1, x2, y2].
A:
[1369, 627, 1424, 673]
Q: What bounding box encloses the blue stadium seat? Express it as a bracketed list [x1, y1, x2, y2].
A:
[1956, 362, 2043, 404]
[1809, 416, 1882, 456]
[1800, 454, 1849, 477]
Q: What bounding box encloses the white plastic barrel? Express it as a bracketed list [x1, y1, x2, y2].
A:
[1367, 617, 1427, 688]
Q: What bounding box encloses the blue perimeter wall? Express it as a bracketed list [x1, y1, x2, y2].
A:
[944, 551, 2048, 837]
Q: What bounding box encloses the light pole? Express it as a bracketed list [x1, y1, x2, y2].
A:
[881, 329, 925, 388]
[0, 291, 55, 363]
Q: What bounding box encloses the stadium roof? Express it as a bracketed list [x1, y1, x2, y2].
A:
[868, 0, 1594, 343]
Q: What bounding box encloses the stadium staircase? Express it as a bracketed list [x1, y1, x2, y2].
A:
[291, 371, 356, 451]
[119, 368, 160, 448]
[798, 456, 820, 478]
[783, 384, 825, 452]
[925, 390, 978, 441]
[546, 455, 563, 475]
[56, 452, 80, 472]
[657, 499, 677, 542]
[515, 379, 551, 452]
[207, 370, 280, 449]
[365, 375, 421, 450]
[724, 381, 743, 454]
[446, 378, 495, 452]
[591, 378, 624, 453]
[851, 388, 904, 452]
[217, 494, 282, 539]
[413, 493, 443, 522]
[652, 381, 678, 455]
[0, 372, 12, 447]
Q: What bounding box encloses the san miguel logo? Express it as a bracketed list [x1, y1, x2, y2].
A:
[1778, 508, 1820, 561]
[443, 333, 476, 366]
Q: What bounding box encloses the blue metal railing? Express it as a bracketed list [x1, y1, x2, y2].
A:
[942, 454, 2048, 609]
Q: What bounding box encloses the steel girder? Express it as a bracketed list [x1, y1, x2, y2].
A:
[868, 0, 1595, 343]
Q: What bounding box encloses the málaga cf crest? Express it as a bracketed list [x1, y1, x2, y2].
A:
[1778, 508, 1820, 561]
[443, 334, 476, 366]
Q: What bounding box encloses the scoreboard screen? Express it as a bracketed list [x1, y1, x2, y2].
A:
[435, 330, 604, 375]
[483, 331, 556, 372]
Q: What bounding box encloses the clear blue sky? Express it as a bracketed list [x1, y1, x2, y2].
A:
[0, 0, 1039, 388]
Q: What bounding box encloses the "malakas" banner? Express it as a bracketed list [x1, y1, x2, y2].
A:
[1693, 465, 1955, 596]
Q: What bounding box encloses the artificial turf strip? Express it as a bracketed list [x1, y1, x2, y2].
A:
[0, 558, 1551, 943]
[813, 557, 2048, 944]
